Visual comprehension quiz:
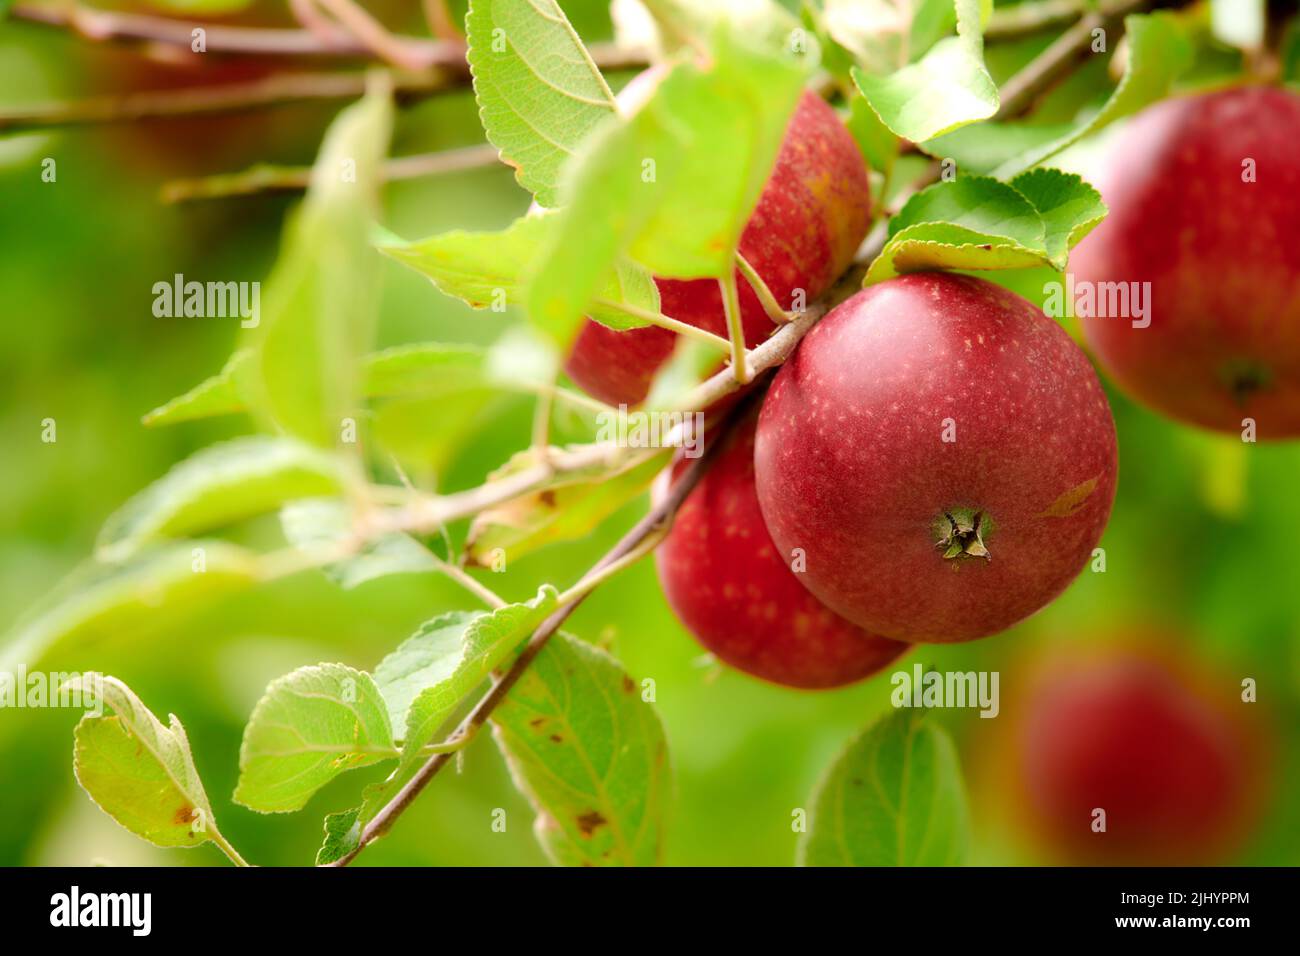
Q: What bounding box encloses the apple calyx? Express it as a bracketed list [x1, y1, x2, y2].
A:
[935, 507, 991, 561]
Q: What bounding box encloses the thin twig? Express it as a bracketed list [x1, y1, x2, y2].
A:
[986, 0, 1087, 39]
[314, 0, 441, 72]
[995, 0, 1156, 120]
[325, 397, 747, 867]
[160, 144, 503, 203]
[0, 71, 445, 133]
[9, 1, 467, 63]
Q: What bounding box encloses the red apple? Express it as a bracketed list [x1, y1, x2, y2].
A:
[565, 89, 874, 407]
[754, 272, 1118, 643]
[1010, 644, 1265, 865]
[654, 411, 907, 689]
[1071, 86, 1300, 436]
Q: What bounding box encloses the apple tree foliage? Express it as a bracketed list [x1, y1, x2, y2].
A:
[3, 0, 1255, 866]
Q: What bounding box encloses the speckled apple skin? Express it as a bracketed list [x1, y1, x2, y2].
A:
[754, 273, 1118, 644]
[1012, 646, 1261, 865]
[565, 90, 874, 407]
[654, 413, 907, 689]
[1071, 86, 1300, 436]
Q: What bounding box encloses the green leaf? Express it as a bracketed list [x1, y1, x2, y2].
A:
[243, 73, 393, 446]
[395, 588, 558, 756]
[279, 499, 438, 590]
[492, 633, 670, 867]
[235, 664, 395, 814]
[866, 171, 1105, 281]
[379, 212, 661, 339]
[799, 709, 969, 866]
[69, 674, 233, 854]
[0, 541, 258, 674]
[465, 450, 668, 567]
[1008, 168, 1107, 269]
[142, 349, 255, 427]
[847, 92, 900, 188]
[316, 588, 559, 864]
[316, 806, 362, 865]
[867, 174, 1044, 281]
[466, 0, 618, 209]
[919, 121, 1075, 175]
[527, 32, 806, 340]
[371, 611, 481, 739]
[851, 0, 998, 143]
[98, 436, 345, 562]
[988, 12, 1195, 178]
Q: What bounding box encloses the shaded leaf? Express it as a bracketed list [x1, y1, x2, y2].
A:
[279, 499, 438, 590]
[799, 709, 969, 866]
[243, 74, 392, 446]
[466, 450, 668, 567]
[98, 436, 345, 561]
[492, 633, 670, 867]
[0, 541, 258, 674]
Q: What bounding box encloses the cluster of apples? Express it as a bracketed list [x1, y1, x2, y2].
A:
[565, 83, 1299, 693]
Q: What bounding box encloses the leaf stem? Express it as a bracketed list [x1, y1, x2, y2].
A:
[589, 298, 733, 353]
[160, 145, 503, 204]
[735, 252, 792, 324]
[209, 830, 251, 868]
[719, 271, 749, 385]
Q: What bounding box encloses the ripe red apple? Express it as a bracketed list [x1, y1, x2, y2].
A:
[1010, 644, 1265, 865]
[754, 272, 1118, 643]
[565, 89, 874, 407]
[1071, 86, 1300, 436]
[654, 412, 907, 689]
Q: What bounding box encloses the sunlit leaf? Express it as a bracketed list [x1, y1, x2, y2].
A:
[69, 674, 235, 856]
[466, 0, 618, 209]
[852, 0, 998, 143]
[527, 32, 806, 341]
[235, 664, 395, 814]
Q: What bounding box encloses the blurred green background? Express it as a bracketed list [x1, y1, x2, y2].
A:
[1, 1, 1297, 866]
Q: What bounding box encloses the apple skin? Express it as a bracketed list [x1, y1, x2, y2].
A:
[1071, 86, 1300, 436]
[1010, 644, 1264, 865]
[564, 90, 874, 407]
[654, 412, 907, 689]
[754, 272, 1118, 643]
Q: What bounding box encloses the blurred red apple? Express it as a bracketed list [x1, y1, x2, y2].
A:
[1010, 643, 1267, 865]
[1071, 86, 1300, 437]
